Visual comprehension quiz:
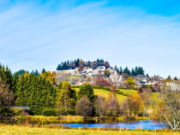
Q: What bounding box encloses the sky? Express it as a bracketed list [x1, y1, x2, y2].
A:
[0, 0, 180, 78]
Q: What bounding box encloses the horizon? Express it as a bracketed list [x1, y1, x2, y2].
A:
[1, 0, 180, 78]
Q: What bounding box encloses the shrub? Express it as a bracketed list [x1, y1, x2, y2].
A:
[59, 110, 76, 115]
[42, 108, 56, 116]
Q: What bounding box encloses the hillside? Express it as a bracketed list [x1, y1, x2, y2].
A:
[74, 88, 137, 104]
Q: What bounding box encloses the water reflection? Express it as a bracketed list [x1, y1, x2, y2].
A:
[61, 120, 165, 130]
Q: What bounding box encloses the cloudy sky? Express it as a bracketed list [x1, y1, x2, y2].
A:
[0, 0, 180, 77]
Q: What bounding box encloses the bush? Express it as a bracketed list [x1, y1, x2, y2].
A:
[42, 108, 56, 116]
[16, 114, 26, 124]
[0, 108, 15, 123]
[59, 110, 76, 115]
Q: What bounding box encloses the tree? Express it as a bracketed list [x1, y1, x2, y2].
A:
[123, 93, 143, 117]
[76, 96, 92, 118]
[41, 71, 57, 85]
[95, 96, 106, 117]
[78, 83, 95, 103]
[104, 69, 110, 77]
[15, 69, 27, 76]
[167, 75, 172, 81]
[93, 75, 112, 87]
[0, 65, 14, 92]
[56, 59, 110, 70]
[158, 91, 180, 131]
[123, 67, 131, 75]
[16, 73, 56, 114]
[42, 68, 46, 73]
[56, 81, 76, 114]
[174, 77, 178, 81]
[106, 86, 120, 117]
[0, 78, 14, 122]
[78, 60, 84, 71]
[31, 69, 39, 76]
[126, 77, 135, 89]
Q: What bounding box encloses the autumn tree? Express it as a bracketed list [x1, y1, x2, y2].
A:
[0, 78, 14, 122]
[93, 75, 112, 87]
[95, 96, 106, 117]
[106, 86, 120, 117]
[78, 60, 84, 71]
[158, 90, 180, 131]
[104, 69, 110, 77]
[123, 93, 143, 117]
[76, 96, 92, 118]
[126, 77, 135, 89]
[41, 71, 57, 85]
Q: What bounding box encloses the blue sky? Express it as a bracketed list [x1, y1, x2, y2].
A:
[0, 0, 180, 77]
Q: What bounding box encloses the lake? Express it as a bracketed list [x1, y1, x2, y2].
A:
[61, 120, 165, 130]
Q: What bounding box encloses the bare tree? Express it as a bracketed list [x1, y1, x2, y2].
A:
[76, 96, 92, 118]
[106, 86, 120, 117]
[93, 75, 112, 87]
[158, 90, 180, 131]
[95, 96, 106, 117]
[0, 79, 14, 122]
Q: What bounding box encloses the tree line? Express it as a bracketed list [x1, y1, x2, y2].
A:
[115, 66, 145, 76]
[56, 59, 110, 70]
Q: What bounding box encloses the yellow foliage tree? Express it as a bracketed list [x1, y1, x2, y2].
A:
[126, 77, 135, 89]
[123, 93, 144, 117]
[40, 71, 57, 85]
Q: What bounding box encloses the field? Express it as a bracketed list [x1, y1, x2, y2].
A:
[74, 88, 158, 104]
[0, 125, 180, 135]
[74, 88, 138, 104]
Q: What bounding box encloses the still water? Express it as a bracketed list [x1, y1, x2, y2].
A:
[61, 120, 164, 130]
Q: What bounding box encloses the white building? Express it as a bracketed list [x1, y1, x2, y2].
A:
[166, 82, 180, 91]
[93, 66, 106, 75]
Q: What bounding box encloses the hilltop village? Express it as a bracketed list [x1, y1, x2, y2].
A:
[56, 59, 167, 91]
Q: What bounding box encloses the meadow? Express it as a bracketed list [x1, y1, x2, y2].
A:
[0, 125, 180, 135]
[74, 88, 138, 104]
[74, 87, 158, 104]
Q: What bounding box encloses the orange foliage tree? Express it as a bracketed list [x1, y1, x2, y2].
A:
[123, 93, 144, 117]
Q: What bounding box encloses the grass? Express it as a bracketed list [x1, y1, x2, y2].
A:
[27, 115, 84, 124]
[74, 88, 138, 104]
[25, 115, 150, 125]
[0, 125, 180, 135]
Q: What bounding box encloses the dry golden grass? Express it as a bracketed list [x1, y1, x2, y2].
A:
[0, 125, 180, 135]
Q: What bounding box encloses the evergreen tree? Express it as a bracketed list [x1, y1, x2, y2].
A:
[123, 67, 131, 75]
[42, 68, 46, 73]
[119, 67, 123, 75]
[15, 69, 27, 76]
[78, 83, 95, 103]
[31, 69, 39, 76]
[174, 77, 178, 81]
[167, 75, 172, 81]
[16, 73, 56, 114]
[0, 65, 14, 92]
